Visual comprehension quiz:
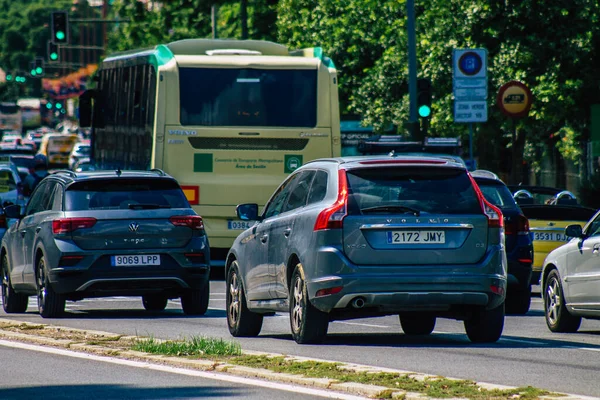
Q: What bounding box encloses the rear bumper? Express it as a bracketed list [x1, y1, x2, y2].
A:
[308, 245, 507, 315]
[46, 239, 210, 299]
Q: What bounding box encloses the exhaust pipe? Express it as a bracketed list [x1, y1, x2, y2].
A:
[351, 297, 366, 309]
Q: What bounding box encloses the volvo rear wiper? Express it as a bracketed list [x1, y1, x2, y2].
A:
[360, 205, 421, 216]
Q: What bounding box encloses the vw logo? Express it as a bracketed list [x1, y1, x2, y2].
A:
[129, 222, 140, 233]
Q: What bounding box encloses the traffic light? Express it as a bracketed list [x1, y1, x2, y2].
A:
[34, 57, 45, 76]
[46, 102, 53, 110]
[51, 11, 69, 44]
[6, 74, 12, 81]
[417, 78, 432, 119]
[47, 41, 59, 63]
[29, 61, 37, 77]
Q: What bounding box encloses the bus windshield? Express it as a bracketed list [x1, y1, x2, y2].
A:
[179, 68, 317, 127]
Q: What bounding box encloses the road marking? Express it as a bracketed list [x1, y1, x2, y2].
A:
[499, 338, 542, 345]
[564, 346, 600, 353]
[333, 321, 391, 329]
[0, 339, 367, 399]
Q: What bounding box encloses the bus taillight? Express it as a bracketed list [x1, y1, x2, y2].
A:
[181, 185, 199, 205]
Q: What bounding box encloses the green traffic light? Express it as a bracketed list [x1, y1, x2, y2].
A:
[30, 69, 37, 76]
[36, 67, 43, 74]
[56, 103, 62, 109]
[418, 105, 431, 118]
[50, 52, 58, 60]
[6, 75, 12, 81]
[56, 31, 65, 40]
[46, 103, 53, 110]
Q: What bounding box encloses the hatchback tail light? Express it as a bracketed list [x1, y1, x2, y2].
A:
[52, 218, 97, 235]
[314, 169, 348, 231]
[504, 214, 530, 235]
[468, 174, 504, 228]
[170, 215, 204, 230]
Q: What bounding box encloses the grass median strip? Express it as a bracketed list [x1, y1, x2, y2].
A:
[0, 320, 558, 399]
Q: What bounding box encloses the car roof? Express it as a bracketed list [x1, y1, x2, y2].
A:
[471, 169, 504, 183]
[304, 155, 466, 169]
[50, 169, 175, 185]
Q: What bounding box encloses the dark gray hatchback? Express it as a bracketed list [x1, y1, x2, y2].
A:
[1, 170, 210, 318]
[226, 156, 507, 344]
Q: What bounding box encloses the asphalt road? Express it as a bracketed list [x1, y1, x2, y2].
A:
[2, 282, 600, 398]
[0, 341, 348, 400]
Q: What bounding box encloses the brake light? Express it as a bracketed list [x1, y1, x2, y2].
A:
[505, 215, 530, 235]
[52, 218, 97, 235]
[358, 159, 446, 165]
[315, 286, 343, 297]
[185, 253, 206, 263]
[468, 173, 504, 228]
[59, 255, 84, 266]
[0, 213, 6, 229]
[314, 169, 348, 231]
[170, 215, 204, 230]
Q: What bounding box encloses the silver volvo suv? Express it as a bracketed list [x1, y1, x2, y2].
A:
[226, 156, 507, 344]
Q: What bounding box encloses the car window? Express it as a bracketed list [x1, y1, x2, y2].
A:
[51, 184, 64, 211]
[263, 173, 302, 219]
[25, 181, 49, 216]
[307, 170, 328, 205]
[40, 180, 58, 212]
[0, 168, 17, 192]
[282, 171, 315, 213]
[346, 167, 481, 215]
[65, 178, 190, 211]
[476, 181, 518, 211]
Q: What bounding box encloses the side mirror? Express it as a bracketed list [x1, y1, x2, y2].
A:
[4, 204, 22, 219]
[236, 203, 259, 221]
[565, 224, 584, 239]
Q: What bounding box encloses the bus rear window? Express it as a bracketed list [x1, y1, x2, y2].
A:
[179, 68, 317, 128]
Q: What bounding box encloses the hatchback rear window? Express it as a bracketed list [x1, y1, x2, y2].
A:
[346, 167, 481, 215]
[65, 178, 190, 211]
[476, 180, 518, 211]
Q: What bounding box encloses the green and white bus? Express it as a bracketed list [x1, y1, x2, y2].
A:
[79, 38, 341, 266]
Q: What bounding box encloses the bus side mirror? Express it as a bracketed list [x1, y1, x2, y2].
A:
[79, 90, 105, 128]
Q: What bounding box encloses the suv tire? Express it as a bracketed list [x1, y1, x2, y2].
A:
[290, 263, 329, 344]
[181, 281, 210, 315]
[142, 295, 168, 312]
[543, 269, 581, 333]
[464, 302, 505, 343]
[506, 284, 531, 315]
[37, 255, 65, 318]
[227, 261, 263, 337]
[1, 255, 28, 313]
[400, 314, 436, 335]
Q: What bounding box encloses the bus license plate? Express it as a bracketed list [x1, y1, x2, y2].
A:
[228, 220, 254, 230]
[111, 255, 160, 267]
[387, 231, 445, 244]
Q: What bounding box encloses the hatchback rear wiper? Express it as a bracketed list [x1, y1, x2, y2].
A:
[128, 203, 171, 210]
[361, 205, 421, 216]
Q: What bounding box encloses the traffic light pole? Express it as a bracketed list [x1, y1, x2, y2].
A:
[407, 0, 418, 141]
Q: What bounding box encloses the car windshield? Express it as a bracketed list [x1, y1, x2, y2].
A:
[345, 167, 481, 215]
[476, 181, 519, 211]
[65, 178, 190, 211]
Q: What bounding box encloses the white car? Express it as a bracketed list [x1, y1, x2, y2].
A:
[68, 142, 91, 169]
[541, 211, 600, 333]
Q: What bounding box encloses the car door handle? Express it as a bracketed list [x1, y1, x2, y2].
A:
[593, 244, 600, 254]
[284, 228, 292, 237]
[260, 234, 268, 243]
[20, 230, 26, 237]
[35, 227, 41, 234]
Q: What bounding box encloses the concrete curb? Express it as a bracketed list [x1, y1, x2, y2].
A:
[0, 318, 594, 400]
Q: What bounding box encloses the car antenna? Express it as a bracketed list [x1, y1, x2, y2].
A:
[116, 168, 122, 177]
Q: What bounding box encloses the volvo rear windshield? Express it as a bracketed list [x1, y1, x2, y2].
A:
[179, 67, 317, 127]
[346, 167, 481, 215]
[66, 179, 190, 211]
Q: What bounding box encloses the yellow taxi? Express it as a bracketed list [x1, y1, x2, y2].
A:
[510, 186, 597, 284]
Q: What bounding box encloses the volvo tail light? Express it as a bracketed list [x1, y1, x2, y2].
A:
[170, 215, 204, 230]
[314, 169, 348, 231]
[52, 217, 97, 235]
[468, 174, 504, 228]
